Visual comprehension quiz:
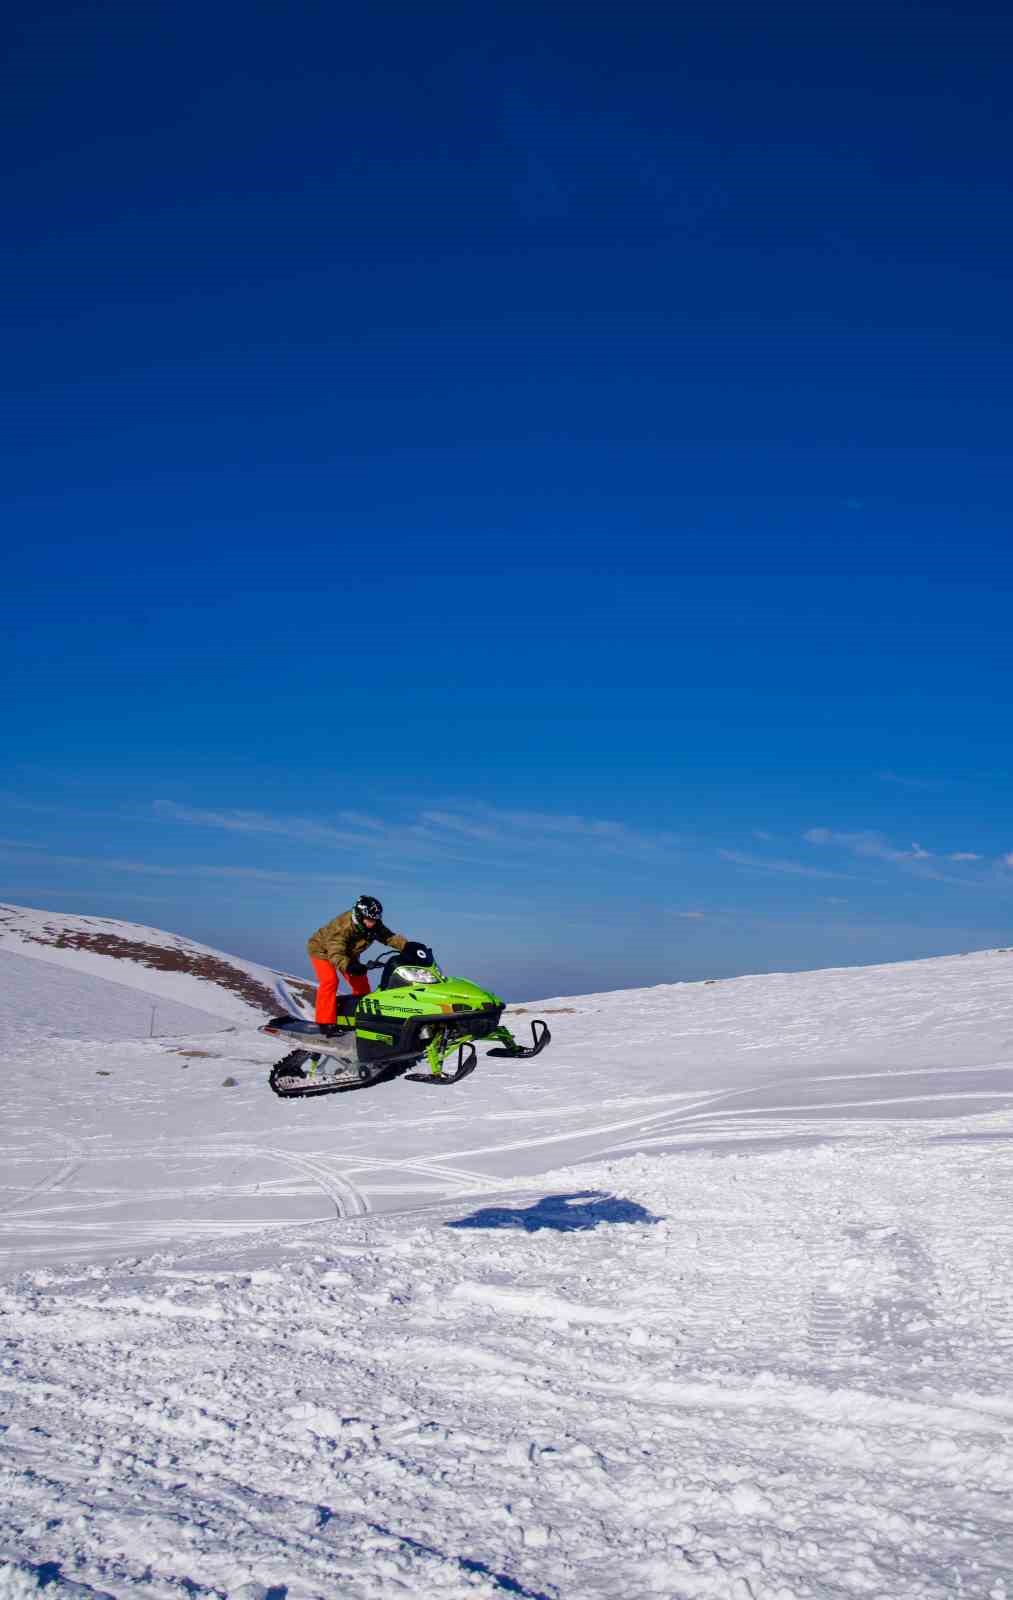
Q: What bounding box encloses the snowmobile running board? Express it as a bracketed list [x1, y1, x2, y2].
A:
[486, 1018, 551, 1059]
[260, 1009, 502, 1064]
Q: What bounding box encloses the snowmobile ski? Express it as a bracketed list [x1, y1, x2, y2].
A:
[486, 1018, 551, 1059]
[404, 1042, 478, 1084]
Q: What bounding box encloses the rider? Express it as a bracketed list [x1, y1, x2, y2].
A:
[307, 895, 408, 1029]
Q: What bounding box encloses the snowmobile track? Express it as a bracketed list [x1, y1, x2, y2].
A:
[191, 1142, 370, 1220]
[0, 1141, 84, 1216]
[0, 1141, 370, 1232]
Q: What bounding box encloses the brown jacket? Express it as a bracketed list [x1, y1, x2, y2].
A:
[307, 909, 408, 971]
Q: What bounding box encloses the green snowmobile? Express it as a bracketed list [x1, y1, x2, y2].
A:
[262, 943, 550, 1098]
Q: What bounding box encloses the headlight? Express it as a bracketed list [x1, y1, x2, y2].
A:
[396, 965, 439, 984]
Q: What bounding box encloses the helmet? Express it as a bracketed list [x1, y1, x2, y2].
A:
[352, 895, 383, 931]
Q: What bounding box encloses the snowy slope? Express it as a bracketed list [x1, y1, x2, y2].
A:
[0, 902, 292, 1023]
[2, 926, 1013, 1597]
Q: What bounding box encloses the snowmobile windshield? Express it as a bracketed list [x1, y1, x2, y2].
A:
[393, 963, 443, 985]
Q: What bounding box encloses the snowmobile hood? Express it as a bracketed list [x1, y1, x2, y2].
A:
[363, 972, 503, 1022]
[431, 975, 503, 1009]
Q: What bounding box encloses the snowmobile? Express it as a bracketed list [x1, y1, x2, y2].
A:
[262, 943, 550, 1098]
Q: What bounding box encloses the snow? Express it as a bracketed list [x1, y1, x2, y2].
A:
[2, 907, 1013, 1596]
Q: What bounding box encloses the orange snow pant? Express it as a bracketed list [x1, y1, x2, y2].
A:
[311, 956, 370, 1024]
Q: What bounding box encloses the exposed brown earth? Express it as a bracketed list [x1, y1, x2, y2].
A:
[286, 977, 316, 1005]
[508, 1006, 576, 1014]
[19, 925, 280, 1015]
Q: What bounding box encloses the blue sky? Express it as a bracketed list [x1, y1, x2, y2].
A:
[3, 0, 1012, 999]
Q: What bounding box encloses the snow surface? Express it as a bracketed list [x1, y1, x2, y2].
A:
[2, 906, 1013, 1597]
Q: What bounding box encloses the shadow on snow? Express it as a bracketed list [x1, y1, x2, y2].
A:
[447, 1189, 662, 1233]
[316, 1509, 553, 1600]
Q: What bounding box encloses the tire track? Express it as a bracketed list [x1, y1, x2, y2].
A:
[0, 1141, 84, 1217]
[346, 1154, 506, 1194]
[186, 1142, 370, 1220]
[0, 1141, 369, 1249]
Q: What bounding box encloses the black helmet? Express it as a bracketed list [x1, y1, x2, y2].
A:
[352, 895, 383, 930]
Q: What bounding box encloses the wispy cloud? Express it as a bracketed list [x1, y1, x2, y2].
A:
[804, 828, 931, 864]
[332, 811, 388, 832]
[718, 849, 857, 881]
[804, 828, 998, 885]
[1003, 853, 1013, 869]
[158, 799, 687, 864]
[876, 770, 947, 792]
[675, 910, 707, 920]
[0, 887, 183, 906]
[416, 810, 505, 844]
[0, 791, 125, 821]
[0, 792, 76, 815]
[0, 838, 345, 885]
[419, 805, 685, 858]
[155, 801, 391, 849]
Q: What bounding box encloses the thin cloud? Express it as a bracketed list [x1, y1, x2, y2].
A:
[0, 839, 346, 885]
[876, 771, 947, 791]
[0, 792, 126, 821]
[429, 805, 685, 857]
[155, 801, 387, 849]
[410, 806, 685, 863]
[333, 811, 388, 832]
[0, 887, 183, 906]
[157, 799, 684, 861]
[718, 849, 857, 881]
[417, 810, 506, 843]
[0, 792, 78, 815]
[158, 801, 501, 873]
[804, 828, 992, 886]
[804, 827, 930, 864]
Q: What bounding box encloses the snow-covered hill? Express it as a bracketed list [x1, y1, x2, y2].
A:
[0, 902, 300, 1024]
[2, 919, 1013, 1598]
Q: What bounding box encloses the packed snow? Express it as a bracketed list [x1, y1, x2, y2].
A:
[1, 903, 1012, 1598]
